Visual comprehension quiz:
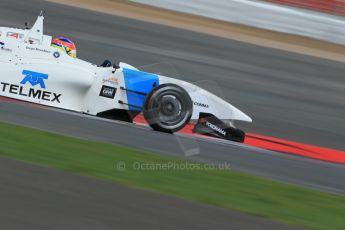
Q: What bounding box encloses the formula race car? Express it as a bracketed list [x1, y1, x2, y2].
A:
[0, 12, 252, 142]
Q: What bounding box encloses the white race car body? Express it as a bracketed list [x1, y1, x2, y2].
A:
[0, 14, 252, 125]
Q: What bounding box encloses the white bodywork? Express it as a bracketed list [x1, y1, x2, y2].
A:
[0, 15, 252, 123]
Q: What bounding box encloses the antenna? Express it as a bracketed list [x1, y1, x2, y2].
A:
[40, 10, 45, 17]
[24, 11, 45, 44]
[24, 22, 30, 29]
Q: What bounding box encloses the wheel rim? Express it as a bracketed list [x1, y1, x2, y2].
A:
[144, 84, 193, 132]
[157, 95, 182, 125]
[152, 92, 189, 129]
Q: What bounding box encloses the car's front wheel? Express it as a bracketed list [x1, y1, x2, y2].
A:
[143, 84, 193, 133]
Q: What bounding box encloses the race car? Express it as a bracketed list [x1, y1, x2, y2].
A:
[0, 12, 252, 142]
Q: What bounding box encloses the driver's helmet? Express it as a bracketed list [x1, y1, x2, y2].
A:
[51, 37, 77, 58]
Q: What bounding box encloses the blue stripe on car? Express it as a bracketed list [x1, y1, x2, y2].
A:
[123, 68, 160, 111]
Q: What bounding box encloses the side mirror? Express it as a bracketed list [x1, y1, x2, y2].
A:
[113, 63, 120, 69]
[112, 63, 120, 73]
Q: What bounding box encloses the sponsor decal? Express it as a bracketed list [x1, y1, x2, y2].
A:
[0, 82, 61, 103]
[0, 41, 12, 52]
[0, 70, 62, 103]
[99, 85, 117, 99]
[28, 39, 40, 44]
[206, 121, 226, 136]
[53, 51, 60, 58]
[26, 46, 51, 54]
[102, 76, 118, 86]
[21, 70, 48, 89]
[7, 32, 24, 40]
[193, 101, 209, 108]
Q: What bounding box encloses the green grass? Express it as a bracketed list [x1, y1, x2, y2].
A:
[1, 122, 345, 230]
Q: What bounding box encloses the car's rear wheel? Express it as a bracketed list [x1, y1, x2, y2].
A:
[143, 84, 193, 133]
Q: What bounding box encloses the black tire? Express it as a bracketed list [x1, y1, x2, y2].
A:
[143, 84, 193, 133]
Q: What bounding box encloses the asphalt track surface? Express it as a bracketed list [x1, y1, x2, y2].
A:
[0, 0, 344, 229]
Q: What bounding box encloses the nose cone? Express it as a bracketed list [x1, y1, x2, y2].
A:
[230, 105, 252, 122]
